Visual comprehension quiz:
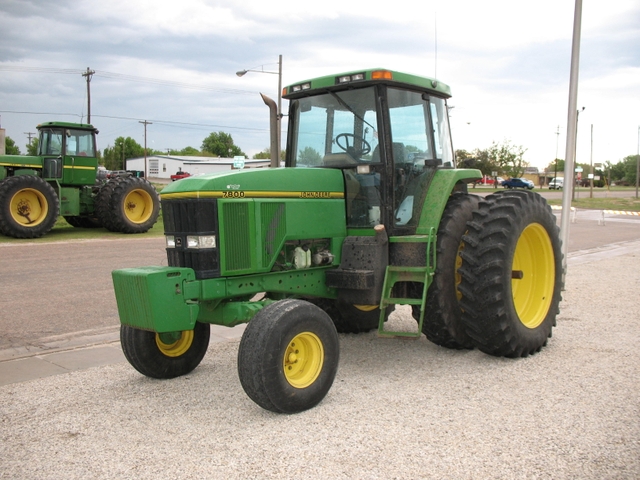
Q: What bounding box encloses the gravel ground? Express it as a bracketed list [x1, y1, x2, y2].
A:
[1, 252, 639, 479]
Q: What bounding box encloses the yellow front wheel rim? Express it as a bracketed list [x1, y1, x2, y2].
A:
[354, 304, 378, 312]
[283, 332, 324, 389]
[156, 330, 194, 357]
[123, 189, 153, 224]
[10, 188, 49, 227]
[512, 223, 555, 329]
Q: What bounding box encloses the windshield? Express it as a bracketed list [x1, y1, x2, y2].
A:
[289, 87, 379, 168]
[37, 128, 96, 157]
[38, 128, 64, 156]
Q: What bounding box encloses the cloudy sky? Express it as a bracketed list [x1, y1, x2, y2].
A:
[1, 0, 638, 170]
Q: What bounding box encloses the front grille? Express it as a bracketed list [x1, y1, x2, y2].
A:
[162, 198, 220, 279]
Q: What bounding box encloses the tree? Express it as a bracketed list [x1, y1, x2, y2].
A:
[179, 146, 201, 156]
[545, 159, 565, 176]
[298, 147, 322, 166]
[102, 137, 145, 171]
[5, 136, 20, 155]
[201, 132, 245, 157]
[253, 147, 286, 161]
[622, 154, 639, 185]
[457, 148, 500, 176]
[26, 138, 39, 156]
[487, 140, 528, 178]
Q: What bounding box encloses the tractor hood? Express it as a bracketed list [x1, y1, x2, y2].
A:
[160, 167, 346, 200]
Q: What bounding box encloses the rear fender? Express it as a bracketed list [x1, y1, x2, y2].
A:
[415, 168, 481, 235]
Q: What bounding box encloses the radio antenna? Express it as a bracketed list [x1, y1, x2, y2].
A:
[434, 12, 438, 81]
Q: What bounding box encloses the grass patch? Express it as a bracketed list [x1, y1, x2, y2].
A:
[547, 196, 640, 212]
[0, 215, 165, 244]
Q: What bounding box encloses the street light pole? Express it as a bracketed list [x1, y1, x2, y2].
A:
[590, 123, 593, 199]
[236, 55, 283, 166]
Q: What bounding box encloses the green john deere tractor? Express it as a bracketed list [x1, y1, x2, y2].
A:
[112, 69, 563, 413]
[0, 121, 160, 239]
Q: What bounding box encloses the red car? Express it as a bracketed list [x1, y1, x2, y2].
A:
[170, 171, 191, 181]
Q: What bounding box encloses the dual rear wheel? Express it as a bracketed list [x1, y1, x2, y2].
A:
[421, 190, 562, 357]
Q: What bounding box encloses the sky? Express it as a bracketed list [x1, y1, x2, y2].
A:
[1, 0, 639, 171]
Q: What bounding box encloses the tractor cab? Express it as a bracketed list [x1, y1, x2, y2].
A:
[37, 122, 98, 185]
[284, 69, 455, 236]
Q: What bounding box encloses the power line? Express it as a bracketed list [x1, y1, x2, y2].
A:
[0, 65, 258, 96]
[0, 110, 270, 133]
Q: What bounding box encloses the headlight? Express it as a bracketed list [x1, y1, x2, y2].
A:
[186, 235, 216, 249]
[166, 236, 176, 248]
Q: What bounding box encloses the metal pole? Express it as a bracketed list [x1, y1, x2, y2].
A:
[636, 126, 640, 198]
[560, 0, 583, 286]
[589, 123, 593, 198]
[277, 54, 283, 166]
[554, 125, 560, 181]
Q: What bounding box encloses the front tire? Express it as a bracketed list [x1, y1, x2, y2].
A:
[0, 175, 59, 238]
[237, 299, 339, 413]
[458, 191, 562, 357]
[120, 322, 210, 379]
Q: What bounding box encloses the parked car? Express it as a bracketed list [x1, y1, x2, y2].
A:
[107, 170, 129, 179]
[170, 171, 191, 181]
[502, 178, 534, 190]
[548, 178, 564, 190]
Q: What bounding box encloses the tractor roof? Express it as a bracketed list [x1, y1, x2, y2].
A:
[283, 68, 451, 100]
[37, 121, 97, 131]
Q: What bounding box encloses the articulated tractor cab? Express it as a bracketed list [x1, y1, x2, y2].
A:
[113, 69, 562, 413]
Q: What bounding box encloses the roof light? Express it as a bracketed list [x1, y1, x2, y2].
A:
[335, 72, 367, 85]
[372, 70, 393, 80]
[290, 82, 311, 93]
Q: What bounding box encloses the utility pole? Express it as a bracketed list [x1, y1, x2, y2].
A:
[24, 131, 36, 146]
[82, 67, 95, 124]
[139, 120, 152, 178]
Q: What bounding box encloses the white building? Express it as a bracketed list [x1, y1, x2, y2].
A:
[126, 155, 270, 180]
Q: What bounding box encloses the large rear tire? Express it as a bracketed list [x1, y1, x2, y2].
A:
[120, 322, 211, 379]
[0, 175, 59, 239]
[95, 177, 125, 231]
[458, 191, 562, 357]
[237, 299, 339, 413]
[411, 192, 479, 349]
[99, 177, 160, 233]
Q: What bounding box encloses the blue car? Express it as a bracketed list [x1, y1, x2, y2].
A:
[502, 178, 534, 190]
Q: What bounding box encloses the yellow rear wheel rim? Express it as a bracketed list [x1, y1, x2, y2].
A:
[156, 330, 194, 357]
[512, 223, 555, 329]
[283, 332, 324, 389]
[10, 188, 48, 227]
[123, 189, 153, 224]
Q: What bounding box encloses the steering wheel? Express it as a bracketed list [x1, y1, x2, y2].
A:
[335, 133, 372, 158]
